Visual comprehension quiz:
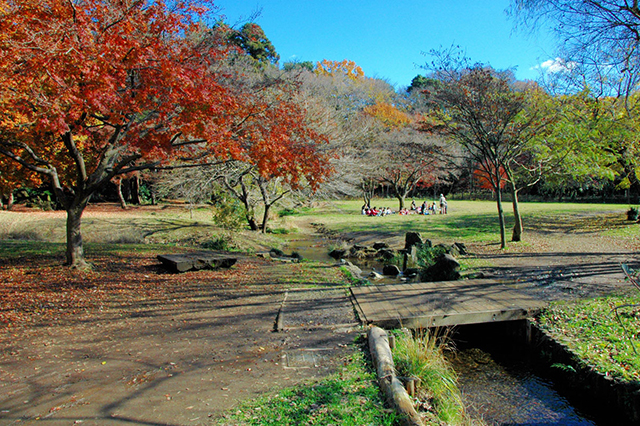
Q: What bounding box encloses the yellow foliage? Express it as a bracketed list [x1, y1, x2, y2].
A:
[363, 102, 411, 128]
[314, 59, 365, 80]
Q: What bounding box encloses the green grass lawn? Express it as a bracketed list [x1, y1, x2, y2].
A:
[291, 198, 632, 245]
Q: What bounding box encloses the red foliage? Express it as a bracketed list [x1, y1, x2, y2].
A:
[473, 164, 507, 190]
[0, 0, 329, 189]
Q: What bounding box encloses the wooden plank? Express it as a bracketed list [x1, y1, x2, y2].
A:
[350, 280, 547, 328]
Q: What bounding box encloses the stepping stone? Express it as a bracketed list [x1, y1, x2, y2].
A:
[157, 251, 237, 273]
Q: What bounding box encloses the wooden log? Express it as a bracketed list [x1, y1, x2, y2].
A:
[157, 252, 237, 273]
[368, 326, 424, 426]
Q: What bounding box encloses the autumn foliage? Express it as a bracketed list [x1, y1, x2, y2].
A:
[315, 59, 365, 80]
[0, 0, 330, 267]
[473, 164, 507, 190]
[363, 102, 412, 129]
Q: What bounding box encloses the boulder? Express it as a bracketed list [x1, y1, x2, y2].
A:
[377, 249, 397, 260]
[373, 242, 389, 250]
[269, 248, 285, 258]
[402, 245, 418, 270]
[341, 261, 363, 278]
[422, 253, 460, 282]
[349, 245, 367, 257]
[453, 242, 469, 255]
[403, 267, 420, 278]
[157, 252, 237, 273]
[382, 264, 401, 276]
[329, 248, 347, 259]
[369, 271, 384, 280]
[268, 248, 301, 263]
[404, 232, 423, 250]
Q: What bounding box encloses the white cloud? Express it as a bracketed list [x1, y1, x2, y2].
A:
[532, 58, 577, 74]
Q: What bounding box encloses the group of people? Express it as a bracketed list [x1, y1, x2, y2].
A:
[361, 194, 448, 216]
[362, 206, 393, 216]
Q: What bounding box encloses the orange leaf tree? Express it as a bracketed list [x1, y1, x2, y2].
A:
[0, 0, 329, 267]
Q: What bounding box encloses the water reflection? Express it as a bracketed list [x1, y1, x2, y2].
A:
[451, 347, 598, 425]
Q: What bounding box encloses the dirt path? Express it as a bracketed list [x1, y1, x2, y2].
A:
[469, 222, 640, 300]
[0, 253, 359, 425]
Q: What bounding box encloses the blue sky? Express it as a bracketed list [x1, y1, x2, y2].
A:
[212, 1, 559, 89]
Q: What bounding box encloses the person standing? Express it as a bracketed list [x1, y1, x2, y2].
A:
[439, 194, 447, 214]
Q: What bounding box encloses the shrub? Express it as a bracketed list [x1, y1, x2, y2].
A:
[201, 236, 233, 251]
[278, 207, 297, 217]
[211, 199, 245, 230]
[416, 244, 448, 269]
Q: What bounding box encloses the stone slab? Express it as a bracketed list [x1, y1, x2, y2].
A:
[157, 251, 237, 273]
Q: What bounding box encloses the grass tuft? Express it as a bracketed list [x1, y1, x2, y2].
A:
[392, 329, 475, 425]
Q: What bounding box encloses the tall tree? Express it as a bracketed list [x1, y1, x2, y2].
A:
[222, 22, 279, 65]
[362, 102, 438, 209]
[510, 0, 640, 100]
[421, 52, 551, 247]
[510, 1, 640, 201]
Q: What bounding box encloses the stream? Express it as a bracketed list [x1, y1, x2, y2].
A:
[451, 324, 610, 425]
[283, 234, 614, 425]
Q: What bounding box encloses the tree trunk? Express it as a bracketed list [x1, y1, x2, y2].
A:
[131, 174, 141, 205]
[115, 179, 127, 209]
[246, 210, 259, 231]
[363, 193, 371, 208]
[397, 195, 405, 211]
[496, 188, 506, 249]
[7, 192, 13, 210]
[261, 204, 271, 233]
[510, 182, 523, 242]
[65, 202, 91, 269]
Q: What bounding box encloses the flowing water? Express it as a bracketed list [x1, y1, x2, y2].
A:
[284, 234, 408, 284]
[451, 324, 614, 426]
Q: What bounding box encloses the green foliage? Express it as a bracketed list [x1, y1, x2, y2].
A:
[626, 206, 639, 221]
[267, 227, 290, 234]
[551, 363, 577, 373]
[340, 266, 370, 286]
[392, 329, 468, 425]
[18, 187, 57, 211]
[211, 198, 246, 230]
[537, 296, 640, 381]
[283, 61, 314, 72]
[219, 349, 397, 425]
[416, 244, 448, 269]
[226, 22, 279, 65]
[138, 182, 153, 203]
[278, 207, 298, 217]
[407, 74, 441, 93]
[201, 236, 233, 251]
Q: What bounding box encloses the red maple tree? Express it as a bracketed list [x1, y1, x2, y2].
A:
[0, 0, 329, 267]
